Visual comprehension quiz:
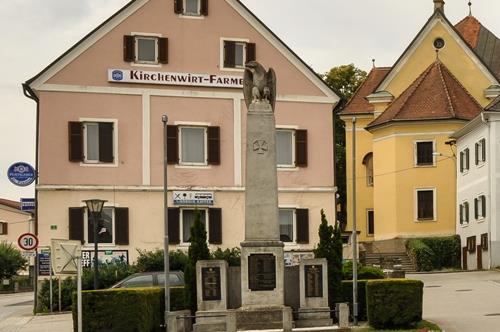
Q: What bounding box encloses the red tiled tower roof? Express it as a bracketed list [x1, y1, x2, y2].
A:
[455, 15, 482, 48]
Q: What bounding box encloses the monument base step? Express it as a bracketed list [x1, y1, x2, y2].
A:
[295, 318, 333, 328]
[193, 322, 226, 332]
[235, 306, 289, 331]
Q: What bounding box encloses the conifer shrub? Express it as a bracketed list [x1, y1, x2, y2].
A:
[366, 279, 423, 329]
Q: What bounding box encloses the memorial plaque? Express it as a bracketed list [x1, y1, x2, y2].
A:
[201, 267, 221, 301]
[248, 254, 276, 291]
[305, 264, 323, 298]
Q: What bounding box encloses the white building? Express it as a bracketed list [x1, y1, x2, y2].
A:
[452, 96, 500, 270]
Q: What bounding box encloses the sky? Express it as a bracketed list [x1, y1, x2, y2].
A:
[1, 0, 499, 201]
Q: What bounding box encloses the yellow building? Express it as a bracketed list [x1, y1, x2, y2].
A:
[340, 0, 500, 252]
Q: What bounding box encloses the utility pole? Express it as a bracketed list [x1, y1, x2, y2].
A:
[352, 116, 358, 325]
[162, 115, 171, 330]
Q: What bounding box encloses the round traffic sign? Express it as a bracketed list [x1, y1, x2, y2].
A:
[18, 233, 39, 251]
[7, 162, 36, 187]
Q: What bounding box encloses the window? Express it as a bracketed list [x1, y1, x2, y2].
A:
[86, 207, 114, 244]
[68, 121, 115, 164]
[460, 148, 470, 173]
[0, 222, 7, 235]
[481, 233, 488, 251]
[416, 189, 435, 220]
[222, 40, 256, 69]
[415, 141, 434, 166]
[276, 128, 308, 168]
[474, 195, 486, 219]
[467, 236, 476, 253]
[167, 125, 220, 165]
[362, 153, 374, 186]
[184, 0, 200, 15]
[168, 207, 222, 245]
[122, 275, 154, 288]
[174, 0, 208, 16]
[123, 35, 168, 64]
[181, 208, 207, 243]
[475, 138, 486, 165]
[459, 202, 469, 225]
[279, 208, 309, 244]
[367, 210, 374, 236]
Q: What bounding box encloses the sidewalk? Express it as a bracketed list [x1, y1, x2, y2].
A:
[19, 313, 72, 332]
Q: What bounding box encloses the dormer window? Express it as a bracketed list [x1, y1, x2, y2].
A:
[174, 0, 208, 17]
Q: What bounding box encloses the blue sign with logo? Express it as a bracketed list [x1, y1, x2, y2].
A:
[7, 162, 36, 187]
[21, 198, 35, 212]
[112, 70, 124, 81]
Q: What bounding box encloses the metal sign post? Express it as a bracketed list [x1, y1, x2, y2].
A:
[162, 115, 170, 331]
[352, 117, 359, 325]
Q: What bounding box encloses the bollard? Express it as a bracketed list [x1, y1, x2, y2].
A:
[339, 303, 349, 328]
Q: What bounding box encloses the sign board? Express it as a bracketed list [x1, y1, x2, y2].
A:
[7, 162, 36, 187]
[38, 252, 51, 276]
[81, 250, 129, 268]
[22, 251, 37, 257]
[173, 191, 214, 206]
[284, 251, 315, 267]
[20, 198, 35, 212]
[51, 239, 81, 275]
[18, 233, 38, 251]
[108, 69, 243, 88]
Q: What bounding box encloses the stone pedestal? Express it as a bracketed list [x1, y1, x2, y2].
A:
[296, 258, 332, 328]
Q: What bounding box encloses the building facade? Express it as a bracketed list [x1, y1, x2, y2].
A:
[340, 0, 500, 246]
[23, 0, 339, 263]
[0, 198, 33, 245]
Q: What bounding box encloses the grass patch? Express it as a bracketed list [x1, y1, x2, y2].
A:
[359, 319, 441, 331]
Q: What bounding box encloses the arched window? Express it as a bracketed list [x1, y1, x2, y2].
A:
[362, 152, 373, 186]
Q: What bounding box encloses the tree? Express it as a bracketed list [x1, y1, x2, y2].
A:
[184, 210, 210, 313]
[313, 210, 343, 306]
[0, 241, 28, 280]
[322, 64, 367, 227]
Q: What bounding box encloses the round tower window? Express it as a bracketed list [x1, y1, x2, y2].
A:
[434, 38, 445, 49]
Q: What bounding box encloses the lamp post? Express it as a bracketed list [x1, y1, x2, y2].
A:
[351, 117, 358, 325]
[162, 115, 170, 329]
[83, 199, 107, 290]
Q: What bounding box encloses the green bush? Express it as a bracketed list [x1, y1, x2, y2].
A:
[342, 261, 385, 280]
[366, 279, 423, 329]
[136, 249, 190, 272]
[82, 261, 137, 289]
[0, 241, 28, 280]
[37, 277, 76, 312]
[341, 280, 368, 321]
[406, 236, 460, 271]
[72, 288, 167, 332]
[211, 247, 241, 266]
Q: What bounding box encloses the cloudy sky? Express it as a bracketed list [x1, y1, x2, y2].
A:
[1, 0, 499, 201]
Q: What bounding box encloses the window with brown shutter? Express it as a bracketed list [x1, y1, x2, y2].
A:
[416, 141, 433, 166]
[417, 190, 434, 220]
[158, 38, 169, 64]
[168, 208, 180, 244]
[69, 207, 85, 243]
[246, 43, 256, 62]
[123, 35, 135, 62]
[295, 129, 308, 167]
[69, 122, 83, 162]
[207, 126, 220, 165]
[115, 208, 129, 245]
[296, 208, 309, 244]
[167, 125, 179, 164]
[81, 122, 115, 164]
[467, 236, 476, 253]
[208, 208, 222, 244]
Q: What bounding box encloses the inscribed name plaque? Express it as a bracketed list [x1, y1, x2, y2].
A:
[201, 267, 221, 301]
[248, 254, 276, 291]
[305, 264, 323, 298]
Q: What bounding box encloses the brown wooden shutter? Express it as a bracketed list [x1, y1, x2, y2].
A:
[174, 0, 183, 14]
[69, 122, 83, 162]
[167, 125, 179, 164]
[200, 0, 208, 15]
[246, 43, 256, 63]
[482, 195, 486, 218]
[475, 143, 479, 165]
[474, 198, 479, 219]
[481, 138, 486, 162]
[69, 207, 85, 244]
[224, 41, 236, 68]
[2, 222, 7, 235]
[123, 35, 135, 62]
[207, 126, 220, 165]
[168, 208, 180, 244]
[115, 207, 129, 245]
[295, 208, 309, 244]
[208, 208, 222, 244]
[295, 129, 308, 167]
[159, 38, 169, 64]
[98, 122, 114, 163]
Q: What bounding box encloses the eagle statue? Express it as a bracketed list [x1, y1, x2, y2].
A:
[243, 61, 277, 111]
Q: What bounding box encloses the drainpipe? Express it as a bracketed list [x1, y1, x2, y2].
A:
[481, 112, 493, 268]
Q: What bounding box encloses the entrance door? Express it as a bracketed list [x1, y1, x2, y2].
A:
[462, 247, 468, 270]
[477, 245, 483, 270]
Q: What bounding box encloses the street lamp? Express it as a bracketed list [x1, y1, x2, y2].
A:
[83, 199, 107, 290]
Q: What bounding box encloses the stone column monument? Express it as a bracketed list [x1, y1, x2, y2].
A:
[236, 61, 291, 330]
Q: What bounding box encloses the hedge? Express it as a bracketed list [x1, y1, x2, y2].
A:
[366, 279, 423, 329]
[406, 236, 461, 271]
[72, 287, 186, 332]
[341, 280, 368, 321]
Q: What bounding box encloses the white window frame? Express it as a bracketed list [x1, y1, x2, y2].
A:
[414, 140, 436, 167]
[476, 194, 486, 221]
[366, 209, 374, 236]
[460, 147, 470, 174]
[80, 118, 119, 168]
[414, 188, 437, 222]
[459, 201, 469, 226]
[179, 208, 208, 245]
[178, 125, 208, 166]
[183, 0, 201, 16]
[279, 207, 298, 245]
[276, 128, 296, 168]
[134, 35, 159, 65]
[476, 138, 486, 167]
[220, 37, 249, 72]
[84, 205, 116, 247]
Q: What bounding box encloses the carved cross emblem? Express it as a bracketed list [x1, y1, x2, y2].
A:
[253, 140, 268, 154]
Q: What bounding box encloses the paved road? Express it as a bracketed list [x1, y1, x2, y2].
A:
[409, 271, 500, 332]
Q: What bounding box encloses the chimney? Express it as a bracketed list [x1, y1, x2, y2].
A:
[434, 0, 445, 12]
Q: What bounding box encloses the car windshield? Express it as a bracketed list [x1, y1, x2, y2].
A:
[121, 274, 153, 288]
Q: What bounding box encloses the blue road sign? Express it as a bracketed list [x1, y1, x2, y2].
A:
[7, 162, 36, 187]
[21, 198, 35, 212]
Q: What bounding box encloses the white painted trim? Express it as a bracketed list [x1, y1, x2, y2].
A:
[142, 93, 151, 185]
[414, 187, 437, 222]
[233, 98, 242, 186]
[36, 184, 337, 193]
[373, 131, 455, 143]
[413, 139, 436, 167]
[174, 121, 211, 126]
[37, 84, 337, 104]
[219, 37, 249, 72]
[174, 165, 212, 170]
[79, 117, 119, 167]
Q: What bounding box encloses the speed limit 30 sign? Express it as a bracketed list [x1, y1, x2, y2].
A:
[18, 233, 39, 251]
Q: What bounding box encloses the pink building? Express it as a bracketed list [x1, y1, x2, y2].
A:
[23, 0, 339, 263]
